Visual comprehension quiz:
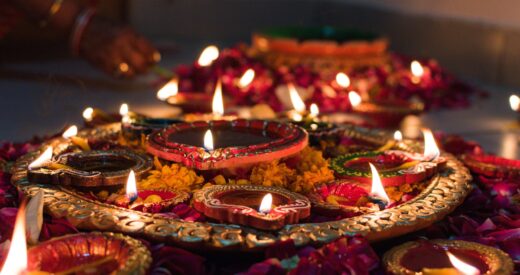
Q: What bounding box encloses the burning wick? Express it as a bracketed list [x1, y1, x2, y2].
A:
[422, 129, 440, 161]
[212, 80, 224, 118]
[62, 125, 90, 151]
[0, 201, 28, 275]
[28, 146, 53, 170]
[288, 83, 306, 114]
[120, 103, 131, 124]
[157, 78, 179, 101]
[411, 60, 424, 78]
[126, 170, 138, 203]
[198, 45, 219, 67]
[394, 130, 403, 141]
[335, 72, 351, 88]
[204, 130, 214, 152]
[238, 69, 255, 89]
[348, 91, 362, 108]
[369, 163, 390, 209]
[310, 103, 319, 118]
[446, 251, 481, 275]
[509, 94, 519, 112]
[258, 193, 273, 214]
[82, 107, 94, 122]
[62, 125, 78, 139]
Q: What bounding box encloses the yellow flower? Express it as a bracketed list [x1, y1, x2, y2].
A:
[250, 160, 295, 188]
[139, 157, 204, 191]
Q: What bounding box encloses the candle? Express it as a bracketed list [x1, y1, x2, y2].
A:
[197, 45, 219, 67]
[62, 125, 91, 151]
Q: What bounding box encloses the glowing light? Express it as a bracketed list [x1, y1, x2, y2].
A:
[369, 163, 390, 204]
[212, 80, 224, 117]
[510, 94, 520, 111]
[292, 113, 303, 122]
[62, 125, 78, 139]
[259, 193, 273, 214]
[126, 170, 138, 201]
[288, 83, 306, 113]
[335, 72, 351, 88]
[0, 202, 28, 275]
[82, 107, 94, 121]
[348, 91, 362, 107]
[238, 69, 255, 89]
[411, 60, 424, 77]
[28, 147, 53, 170]
[447, 251, 480, 275]
[394, 130, 403, 141]
[310, 103, 319, 117]
[422, 129, 440, 161]
[157, 78, 179, 101]
[119, 103, 129, 116]
[197, 45, 219, 67]
[204, 130, 214, 151]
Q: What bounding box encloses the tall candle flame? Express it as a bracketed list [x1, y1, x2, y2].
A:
[119, 103, 129, 116]
[238, 69, 255, 89]
[422, 129, 440, 161]
[310, 103, 319, 117]
[82, 107, 94, 121]
[28, 146, 53, 170]
[335, 72, 350, 88]
[197, 45, 219, 67]
[126, 170, 138, 201]
[157, 78, 179, 101]
[393, 130, 403, 141]
[0, 202, 28, 275]
[212, 80, 224, 117]
[446, 251, 480, 275]
[369, 163, 390, 204]
[204, 130, 214, 151]
[259, 193, 273, 214]
[411, 60, 424, 77]
[62, 125, 78, 139]
[510, 94, 520, 111]
[288, 83, 306, 113]
[348, 91, 362, 107]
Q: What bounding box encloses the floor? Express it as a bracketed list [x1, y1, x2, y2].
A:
[0, 41, 518, 159]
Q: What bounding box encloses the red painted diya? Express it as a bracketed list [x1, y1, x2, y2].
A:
[146, 119, 308, 171]
[461, 154, 520, 180]
[193, 185, 311, 230]
[331, 150, 446, 187]
[110, 188, 190, 213]
[383, 240, 514, 275]
[352, 100, 424, 128]
[26, 232, 151, 274]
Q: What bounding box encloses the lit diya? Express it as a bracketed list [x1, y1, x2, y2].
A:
[383, 240, 514, 275]
[348, 91, 424, 128]
[0, 202, 151, 275]
[193, 184, 311, 230]
[460, 154, 520, 180]
[27, 148, 152, 188]
[146, 119, 308, 171]
[82, 103, 139, 128]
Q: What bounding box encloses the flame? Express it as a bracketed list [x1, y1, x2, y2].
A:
[411, 60, 424, 77]
[62, 125, 78, 139]
[157, 78, 179, 101]
[510, 94, 520, 111]
[393, 130, 403, 141]
[28, 146, 53, 170]
[197, 45, 219, 67]
[348, 91, 362, 107]
[447, 251, 480, 275]
[82, 107, 94, 121]
[204, 130, 214, 151]
[119, 103, 129, 116]
[126, 170, 138, 201]
[369, 163, 390, 204]
[422, 129, 440, 160]
[335, 72, 351, 88]
[310, 103, 319, 117]
[238, 69, 255, 89]
[0, 202, 27, 275]
[288, 83, 306, 113]
[258, 193, 273, 214]
[212, 80, 224, 117]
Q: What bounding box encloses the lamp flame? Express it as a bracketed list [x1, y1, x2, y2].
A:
[238, 69, 255, 89]
[82, 107, 94, 121]
[509, 94, 519, 111]
[126, 170, 138, 201]
[259, 193, 273, 214]
[204, 130, 214, 151]
[0, 202, 27, 275]
[411, 60, 424, 78]
[394, 130, 403, 141]
[212, 80, 224, 117]
[28, 146, 53, 170]
[369, 163, 390, 204]
[310, 103, 319, 117]
[446, 251, 480, 275]
[119, 103, 129, 116]
[62, 125, 78, 139]
[422, 129, 440, 161]
[335, 72, 351, 88]
[197, 45, 219, 67]
[348, 91, 362, 107]
[157, 78, 179, 101]
[288, 83, 306, 113]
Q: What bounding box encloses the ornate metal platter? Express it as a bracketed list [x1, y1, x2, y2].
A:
[11, 123, 472, 252]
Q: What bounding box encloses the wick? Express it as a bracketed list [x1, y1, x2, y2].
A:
[367, 195, 389, 210]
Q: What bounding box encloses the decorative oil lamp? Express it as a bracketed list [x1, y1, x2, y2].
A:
[460, 154, 520, 180]
[146, 119, 308, 172]
[383, 240, 514, 275]
[158, 77, 214, 113]
[348, 91, 424, 128]
[193, 184, 311, 230]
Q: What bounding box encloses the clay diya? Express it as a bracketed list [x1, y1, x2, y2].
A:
[146, 119, 308, 171]
[27, 149, 152, 187]
[193, 184, 311, 230]
[121, 116, 183, 144]
[461, 154, 520, 180]
[383, 239, 514, 275]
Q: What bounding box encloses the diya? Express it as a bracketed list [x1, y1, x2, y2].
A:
[193, 184, 311, 230]
[383, 240, 514, 275]
[146, 119, 308, 171]
[460, 154, 520, 180]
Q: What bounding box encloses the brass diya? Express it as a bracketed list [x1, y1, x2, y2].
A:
[12, 123, 472, 251]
